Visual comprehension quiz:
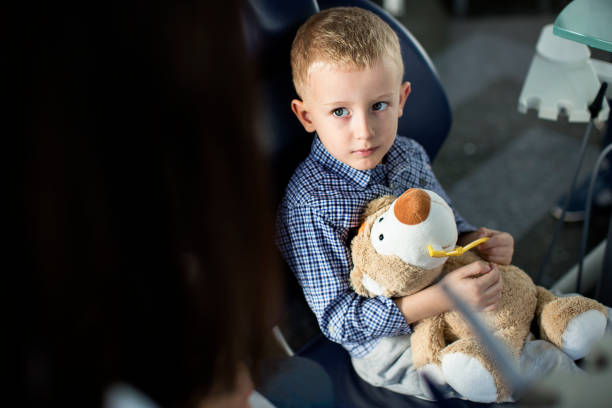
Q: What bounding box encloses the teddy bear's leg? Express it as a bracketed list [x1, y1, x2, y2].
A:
[439, 330, 524, 403]
[536, 286, 608, 360]
[411, 316, 447, 385]
[439, 337, 500, 402]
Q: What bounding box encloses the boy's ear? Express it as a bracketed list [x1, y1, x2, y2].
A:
[291, 99, 316, 133]
[397, 81, 411, 118]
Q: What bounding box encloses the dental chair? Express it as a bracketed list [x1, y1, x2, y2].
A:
[243, 0, 491, 406]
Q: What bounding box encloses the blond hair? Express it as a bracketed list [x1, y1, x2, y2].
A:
[290, 7, 403, 98]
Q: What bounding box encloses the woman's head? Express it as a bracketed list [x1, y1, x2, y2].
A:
[20, 1, 280, 406]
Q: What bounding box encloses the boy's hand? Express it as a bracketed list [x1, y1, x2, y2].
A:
[440, 261, 503, 312]
[461, 227, 514, 265]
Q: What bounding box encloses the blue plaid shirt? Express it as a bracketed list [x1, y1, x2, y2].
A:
[276, 135, 474, 358]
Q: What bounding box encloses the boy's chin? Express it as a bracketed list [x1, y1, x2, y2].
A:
[350, 163, 378, 171]
[347, 156, 383, 171]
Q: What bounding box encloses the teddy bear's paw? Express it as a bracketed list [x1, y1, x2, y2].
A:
[441, 353, 497, 403]
[562, 309, 607, 360]
[360, 273, 388, 297]
[418, 363, 446, 386]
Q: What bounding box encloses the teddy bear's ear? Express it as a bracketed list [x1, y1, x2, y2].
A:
[361, 195, 396, 222]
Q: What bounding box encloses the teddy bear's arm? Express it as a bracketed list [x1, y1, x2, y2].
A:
[349, 266, 371, 298]
[411, 315, 447, 368]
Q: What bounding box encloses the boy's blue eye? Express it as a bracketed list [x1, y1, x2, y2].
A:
[372, 102, 388, 111]
[332, 108, 349, 117]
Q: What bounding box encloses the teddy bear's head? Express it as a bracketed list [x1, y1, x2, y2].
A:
[350, 188, 458, 298]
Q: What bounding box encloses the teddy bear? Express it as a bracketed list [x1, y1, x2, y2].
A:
[349, 187, 608, 402]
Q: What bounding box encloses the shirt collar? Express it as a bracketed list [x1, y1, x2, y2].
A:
[311, 135, 391, 188]
[383, 137, 403, 168]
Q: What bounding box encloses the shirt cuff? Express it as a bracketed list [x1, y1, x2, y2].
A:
[378, 296, 412, 336]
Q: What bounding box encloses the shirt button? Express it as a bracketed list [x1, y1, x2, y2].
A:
[419, 177, 427, 186]
[328, 324, 335, 335]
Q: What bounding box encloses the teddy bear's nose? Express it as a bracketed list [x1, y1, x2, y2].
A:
[393, 188, 431, 225]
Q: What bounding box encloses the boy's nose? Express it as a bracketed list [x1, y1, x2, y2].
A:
[353, 112, 374, 139]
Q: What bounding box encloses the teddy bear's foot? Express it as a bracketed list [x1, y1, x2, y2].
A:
[539, 291, 608, 360]
[441, 352, 497, 403]
[561, 309, 607, 360]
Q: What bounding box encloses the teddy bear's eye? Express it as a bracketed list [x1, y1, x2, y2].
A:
[379, 234, 384, 241]
[378, 217, 384, 223]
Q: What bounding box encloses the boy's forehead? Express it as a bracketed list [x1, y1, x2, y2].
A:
[304, 57, 403, 98]
[307, 59, 358, 75]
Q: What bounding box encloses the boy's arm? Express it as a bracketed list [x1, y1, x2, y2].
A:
[277, 205, 411, 345]
[394, 261, 503, 323]
[393, 283, 451, 324]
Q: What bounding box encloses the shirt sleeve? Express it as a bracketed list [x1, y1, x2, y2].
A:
[412, 142, 476, 234]
[276, 204, 411, 346]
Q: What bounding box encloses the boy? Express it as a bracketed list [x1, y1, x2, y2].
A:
[276, 7, 513, 399]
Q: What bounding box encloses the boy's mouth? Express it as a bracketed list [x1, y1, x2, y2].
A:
[353, 147, 378, 157]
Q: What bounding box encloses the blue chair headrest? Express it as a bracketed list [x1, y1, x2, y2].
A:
[243, 0, 319, 66]
[243, 0, 319, 200]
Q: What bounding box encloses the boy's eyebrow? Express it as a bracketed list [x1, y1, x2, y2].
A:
[323, 101, 351, 106]
[323, 93, 395, 106]
[373, 92, 395, 100]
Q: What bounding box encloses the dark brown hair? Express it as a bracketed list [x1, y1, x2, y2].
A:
[19, 0, 280, 406]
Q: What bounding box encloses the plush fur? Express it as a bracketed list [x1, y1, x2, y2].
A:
[350, 193, 608, 402]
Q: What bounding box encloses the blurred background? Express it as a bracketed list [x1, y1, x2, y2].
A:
[394, 0, 610, 287]
[281, 0, 611, 350]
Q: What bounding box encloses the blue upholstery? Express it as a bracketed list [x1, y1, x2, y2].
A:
[243, 1, 482, 406]
[243, 0, 320, 200]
